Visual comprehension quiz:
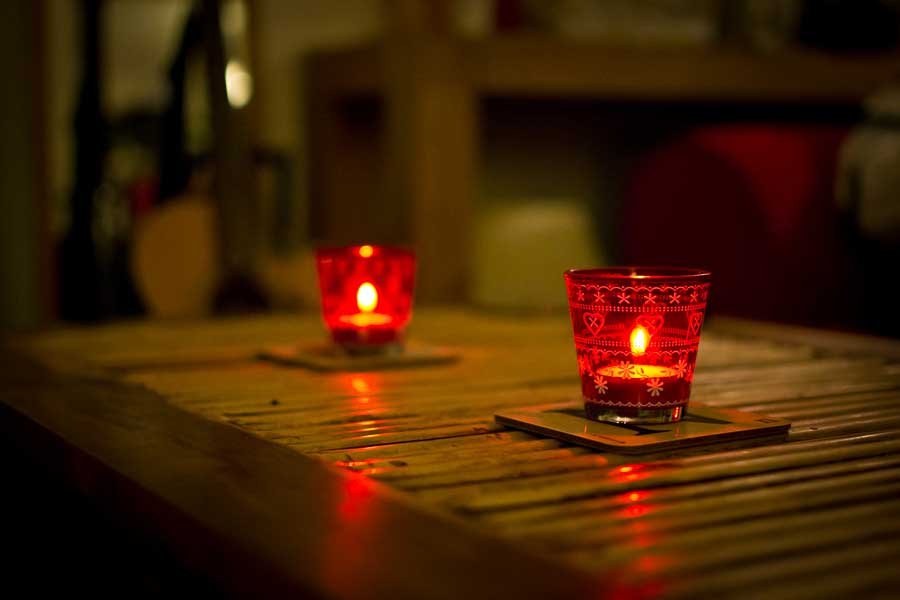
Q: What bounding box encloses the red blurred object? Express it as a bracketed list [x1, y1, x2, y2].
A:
[315, 245, 416, 350]
[564, 267, 711, 424]
[622, 125, 848, 325]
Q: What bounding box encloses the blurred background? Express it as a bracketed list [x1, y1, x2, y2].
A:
[3, 0, 900, 335]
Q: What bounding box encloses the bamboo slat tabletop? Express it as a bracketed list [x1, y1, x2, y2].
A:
[6, 308, 900, 598]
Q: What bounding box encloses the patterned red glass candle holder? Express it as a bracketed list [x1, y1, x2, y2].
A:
[564, 267, 711, 424]
[315, 245, 416, 352]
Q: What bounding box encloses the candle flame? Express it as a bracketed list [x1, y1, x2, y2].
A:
[356, 282, 378, 313]
[630, 325, 649, 356]
[358, 245, 374, 258]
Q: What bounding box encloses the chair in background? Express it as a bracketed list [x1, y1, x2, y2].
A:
[621, 125, 850, 326]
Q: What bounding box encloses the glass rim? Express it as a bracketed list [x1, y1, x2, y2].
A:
[564, 266, 711, 281]
[315, 244, 415, 260]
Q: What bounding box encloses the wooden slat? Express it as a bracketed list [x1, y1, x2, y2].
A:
[663, 537, 900, 598]
[714, 316, 900, 360]
[485, 452, 900, 529]
[412, 433, 900, 511]
[513, 466, 900, 547]
[568, 499, 900, 573]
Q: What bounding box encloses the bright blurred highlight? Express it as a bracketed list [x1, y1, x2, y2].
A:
[356, 282, 378, 313]
[225, 60, 252, 108]
[630, 325, 649, 356]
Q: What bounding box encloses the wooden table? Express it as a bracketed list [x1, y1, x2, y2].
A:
[3, 309, 900, 598]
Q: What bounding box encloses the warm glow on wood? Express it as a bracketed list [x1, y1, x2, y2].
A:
[357, 282, 378, 313]
[630, 325, 649, 356]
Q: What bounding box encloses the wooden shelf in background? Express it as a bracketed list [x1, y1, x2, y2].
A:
[311, 36, 900, 103]
[306, 36, 900, 303]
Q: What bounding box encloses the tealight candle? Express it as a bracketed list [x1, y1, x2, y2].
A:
[564, 267, 711, 424]
[315, 245, 416, 351]
[338, 281, 393, 328]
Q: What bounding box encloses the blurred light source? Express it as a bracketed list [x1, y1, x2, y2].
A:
[225, 59, 252, 108]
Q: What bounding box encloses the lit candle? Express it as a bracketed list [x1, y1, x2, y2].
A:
[630, 325, 649, 357]
[564, 267, 711, 424]
[316, 245, 416, 351]
[596, 325, 676, 379]
[338, 282, 393, 327]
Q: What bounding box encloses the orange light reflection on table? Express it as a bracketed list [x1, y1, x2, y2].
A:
[337, 475, 375, 522]
[319, 474, 381, 598]
[349, 374, 374, 395]
[340, 373, 388, 433]
[345, 374, 383, 411]
[625, 490, 649, 503]
[610, 463, 660, 484]
[618, 504, 655, 519]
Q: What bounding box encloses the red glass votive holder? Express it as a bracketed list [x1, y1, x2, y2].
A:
[564, 267, 711, 424]
[315, 245, 416, 352]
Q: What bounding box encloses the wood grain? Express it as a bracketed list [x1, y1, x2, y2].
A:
[0, 348, 599, 599]
[4, 310, 900, 597]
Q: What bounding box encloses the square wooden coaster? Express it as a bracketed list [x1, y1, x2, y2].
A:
[258, 343, 458, 372]
[495, 402, 790, 454]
